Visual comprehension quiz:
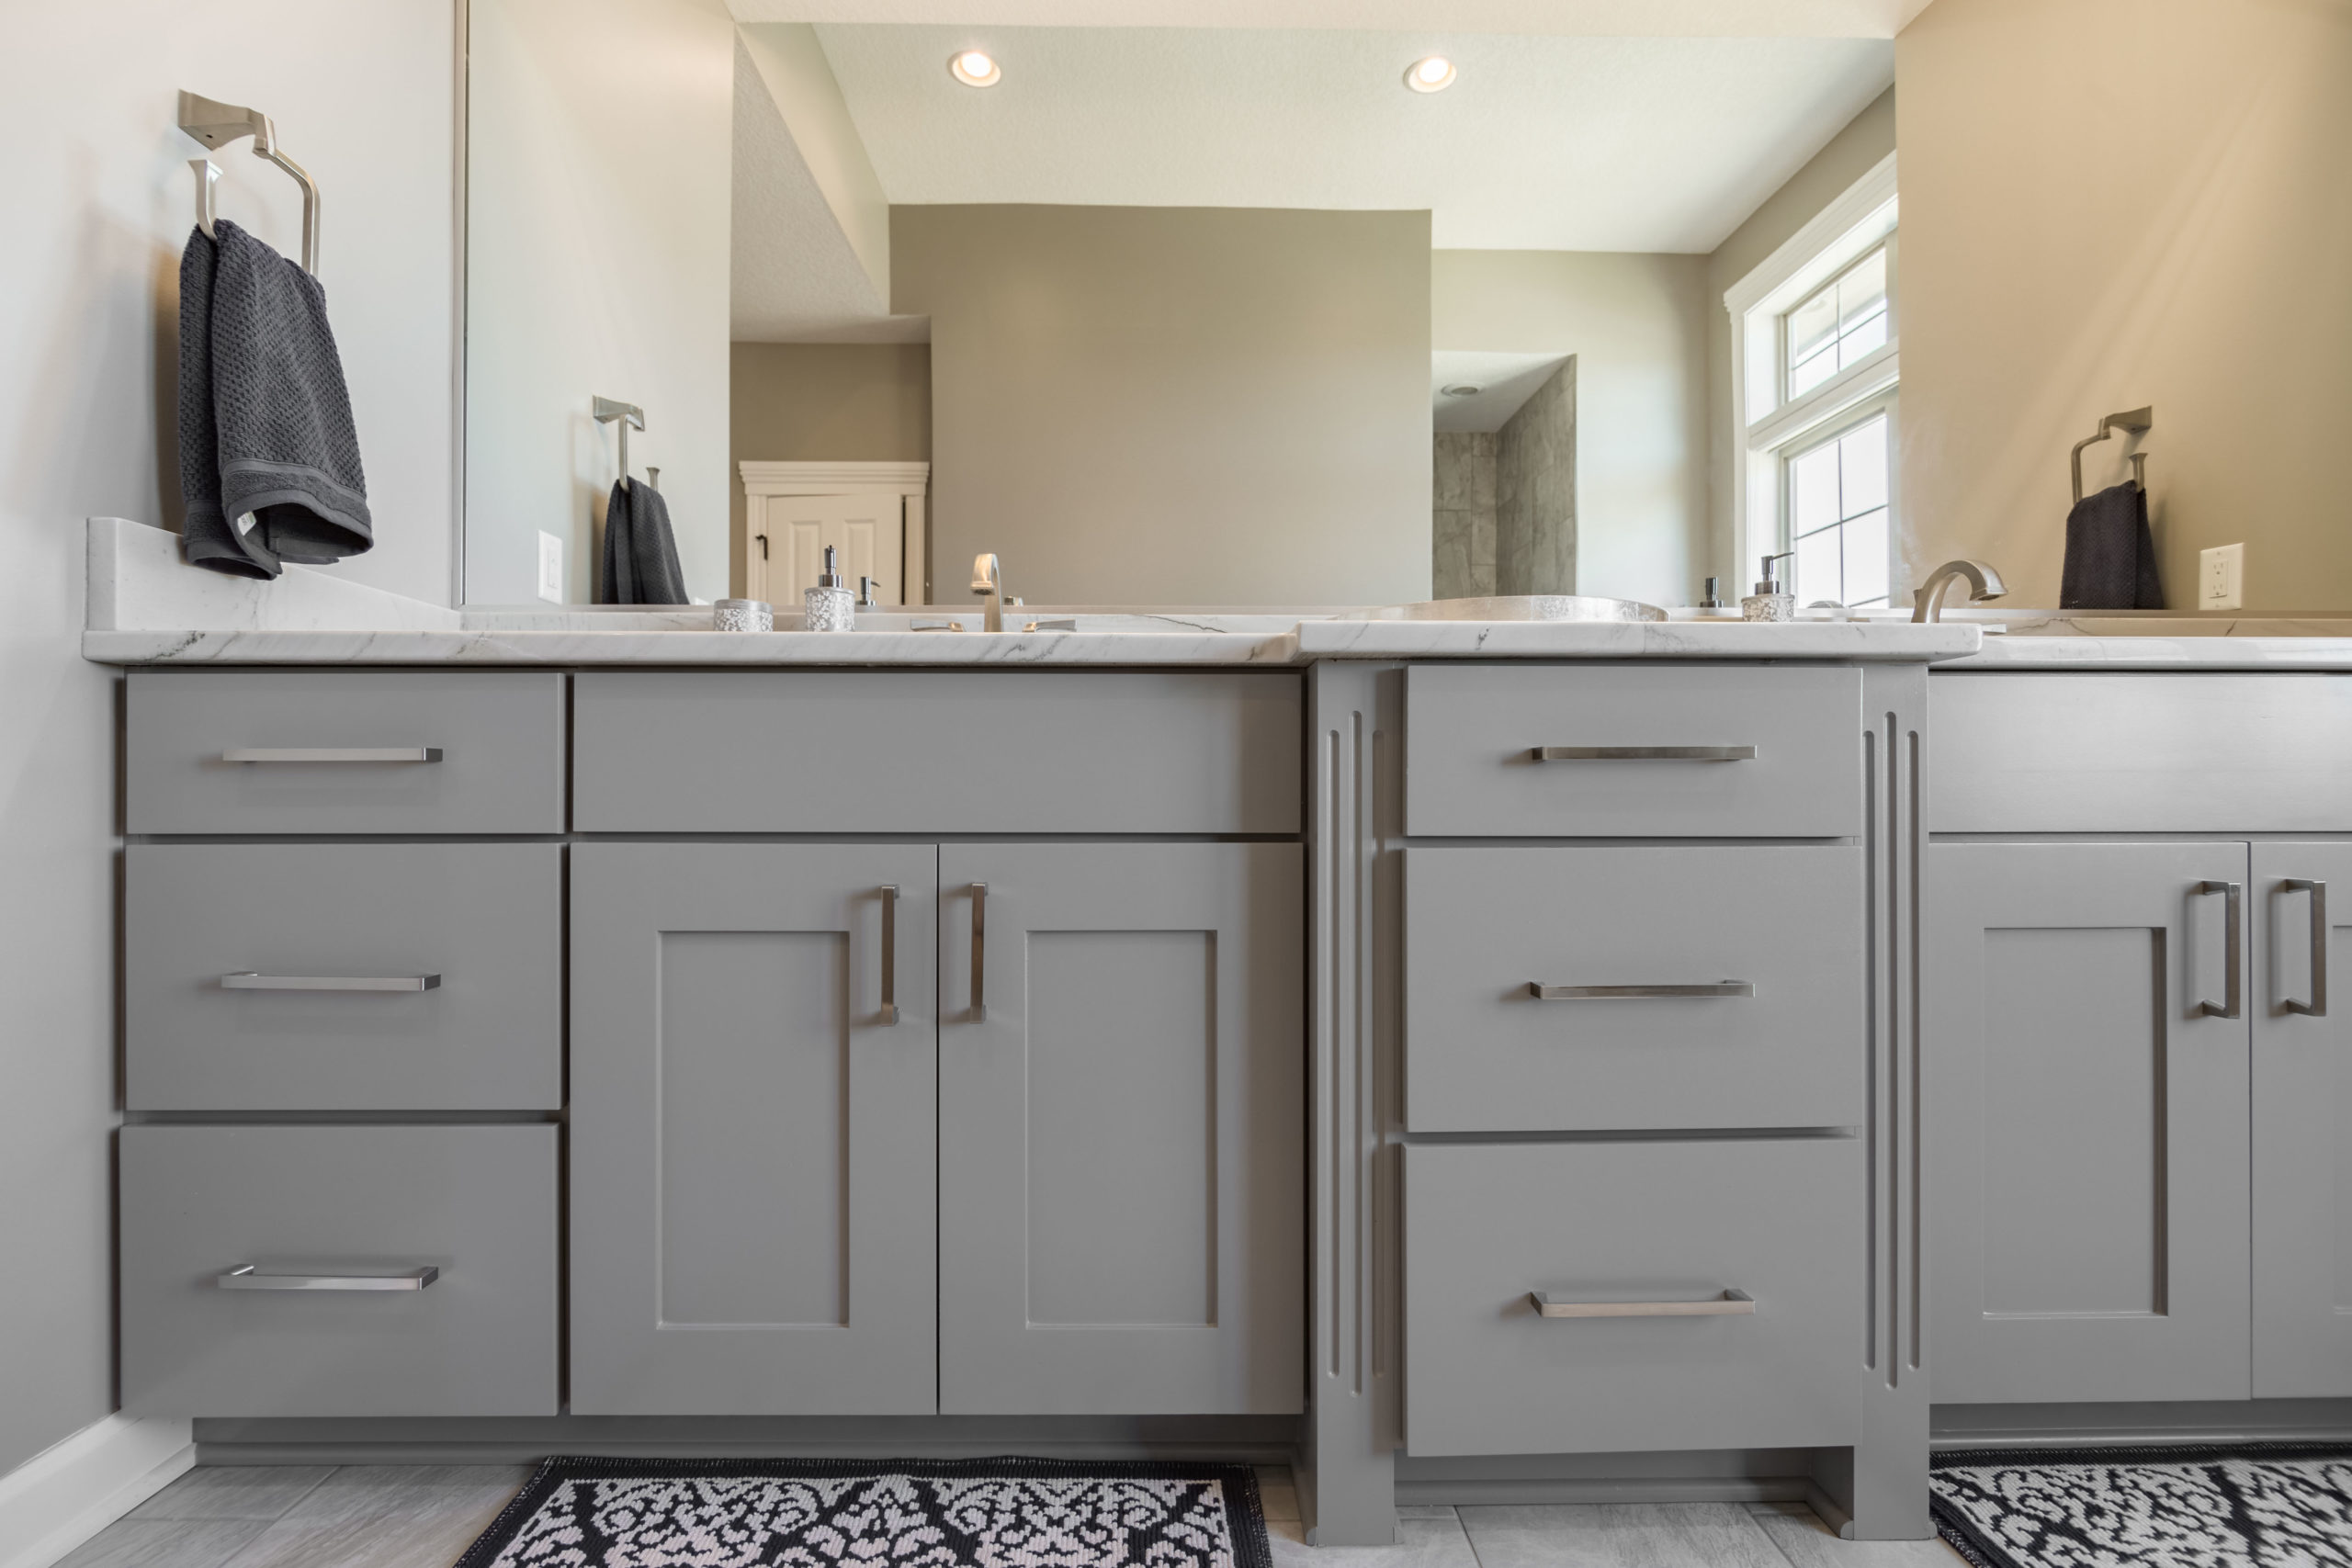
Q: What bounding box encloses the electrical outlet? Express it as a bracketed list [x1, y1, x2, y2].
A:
[2199, 542, 2244, 611]
[537, 531, 564, 603]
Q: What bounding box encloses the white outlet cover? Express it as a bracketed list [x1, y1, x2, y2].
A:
[2199, 542, 2244, 611]
[537, 531, 564, 603]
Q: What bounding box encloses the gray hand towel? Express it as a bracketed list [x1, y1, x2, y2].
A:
[176, 220, 371, 576]
[597, 479, 688, 604]
[2059, 480, 2164, 610]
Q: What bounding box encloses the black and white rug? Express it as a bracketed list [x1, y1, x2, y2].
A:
[454, 1457, 1274, 1568]
[1932, 1444, 2352, 1568]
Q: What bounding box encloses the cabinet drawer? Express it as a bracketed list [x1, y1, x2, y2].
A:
[1405, 845, 1861, 1131]
[572, 671, 1300, 834]
[1405, 665, 1860, 837]
[120, 1125, 558, 1416]
[126, 843, 561, 1111]
[126, 671, 566, 835]
[1403, 1139, 1858, 1457]
[1932, 671, 2352, 831]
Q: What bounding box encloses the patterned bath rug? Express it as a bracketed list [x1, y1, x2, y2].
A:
[454, 1456, 1273, 1568]
[1931, 1443, 2352, 1568]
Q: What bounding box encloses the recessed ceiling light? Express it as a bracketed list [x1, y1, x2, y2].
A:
[1441, 383, 1482, 397]
[1406, 56, 1456, 93]
[949, 50, 1001, 87]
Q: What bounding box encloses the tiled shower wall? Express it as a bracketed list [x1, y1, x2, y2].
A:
[1432, 357, 1576, 600]
[1432, 432, 1497, 599]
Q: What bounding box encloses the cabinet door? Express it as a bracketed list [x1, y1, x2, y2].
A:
[2252, 843, 2352, 1397]
[1928, 841, 2251, 1404]
[937, 843, 1303, 1414]
[571, 843, 937, 1414]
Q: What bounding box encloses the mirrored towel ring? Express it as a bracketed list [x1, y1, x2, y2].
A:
[179, 89, 321, 275]
[594, 397, 647, 491]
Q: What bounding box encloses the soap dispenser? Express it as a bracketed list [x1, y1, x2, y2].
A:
[1742, 552, 1797, 623]
[806, 546, 854, 632]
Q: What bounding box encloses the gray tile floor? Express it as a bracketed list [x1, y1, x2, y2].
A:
[61, 1465, 1966, 1567]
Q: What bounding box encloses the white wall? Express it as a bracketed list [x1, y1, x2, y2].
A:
[0, 0, 457, 1480]
[465, 0, 734, 604]
[1431, 252, 1712, 608]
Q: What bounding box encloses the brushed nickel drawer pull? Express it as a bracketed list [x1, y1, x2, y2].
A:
[2195, 879, 2242, 1019]
[218, 1264, 440, 1292]
[878, 884, 899, 1026]
[221, 973, 443, 992]
[221, 747, 444, 763]
[2284, 878, 2327, 1018]
[1527, 981, 1753, 1000]
[1531, 1289, 1754, 1319]
[1528, 746, 1755, 762]
[970, 882, 988, 1021]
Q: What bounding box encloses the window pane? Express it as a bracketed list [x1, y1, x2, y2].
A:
[1838, 310, 1887, 368]
[1839, 418, 1888, 514]
[1789, 288, 1838, 367]
[1790, 347, 1838, 398]
[1838, 248, 1887, 333]
[1792, 443, 1841, 535]
[1844, 506, 1890, 606]
[1796, 525, 1842, 605]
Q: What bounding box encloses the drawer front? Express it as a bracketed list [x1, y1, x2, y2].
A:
[1403, 1139, 1859, 1457]
[127, 843, 561, 1111]
[573, 671, 1301, 833]
[127, 671, 567, 835]
[1405, 845, 1862, 1131]
[1933, 671, 2352, 832]
[120, 1125, 558, 1416]
[1405, 665, 1860, 838]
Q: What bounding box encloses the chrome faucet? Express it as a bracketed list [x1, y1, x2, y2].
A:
[1912, 559, 2008, 623]
[971, 553, 1005, 633]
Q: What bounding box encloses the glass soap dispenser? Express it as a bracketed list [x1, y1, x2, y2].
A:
[1742, 552, 1797, 623]
[806, 546, 854, 632]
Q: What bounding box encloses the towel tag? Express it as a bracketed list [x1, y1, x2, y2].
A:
[235, 511, 259, 537]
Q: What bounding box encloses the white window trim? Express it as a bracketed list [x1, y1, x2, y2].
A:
[1724, 152, 1899, 594]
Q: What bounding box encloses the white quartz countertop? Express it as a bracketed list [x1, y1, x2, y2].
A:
[84, 518, 1993, 667]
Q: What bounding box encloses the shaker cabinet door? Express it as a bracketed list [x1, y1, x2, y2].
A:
[2251, 842, 2352, 1398]
[936, 842, 1304, 1414]
[570, 843, 939, 1414]
[1927, 840, 2252, 1404]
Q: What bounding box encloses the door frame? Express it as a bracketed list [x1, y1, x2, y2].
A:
[740, 461, 931, 605]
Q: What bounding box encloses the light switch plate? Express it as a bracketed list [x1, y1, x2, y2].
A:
[537, 531, 564, 603]
[2199, 542, 2244, 611]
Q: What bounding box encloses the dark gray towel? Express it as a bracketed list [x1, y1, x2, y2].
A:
[175, 220, 371, 577]
[2059, 480, 2163, 610]
[598, 479, 688, 604]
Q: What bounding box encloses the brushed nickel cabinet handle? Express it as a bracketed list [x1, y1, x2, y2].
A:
[2285, 878, 2328, 1018]
[1531, 1289, 1754, 1319]
[221, 973, 441, 992]
[970, 882, 988, 1021]
[2196, 879, 2242, 1019]
[878, 884, 899, 1026]
[1528, 746, 1755, 762]
[1527, 981, 1753, 1000]
[218, 1264, 439, 1292]
[221, 748, 443, 763]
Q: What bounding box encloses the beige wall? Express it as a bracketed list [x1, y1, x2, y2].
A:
[1897, 0, 2352, 609]
[1432, 252, 1710, 608]
[894, 205, 1430, 607]
[1704, 87, 1896, 589]
[728, 343, 932, 596]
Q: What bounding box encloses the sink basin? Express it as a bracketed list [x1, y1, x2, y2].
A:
[1347, 595, 1668, 623]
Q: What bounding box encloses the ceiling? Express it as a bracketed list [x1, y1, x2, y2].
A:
[808, 26, 1892, 251]
[732, 1, 1930, 39]
[1432, 351, 1570, 433]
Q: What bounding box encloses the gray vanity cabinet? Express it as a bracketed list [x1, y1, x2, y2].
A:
[936, 843, 1303, 1415]
[569, 842, 942, 1416]
[1926, 840, 2253, 1404]
[2250, 842, 2352, 1398]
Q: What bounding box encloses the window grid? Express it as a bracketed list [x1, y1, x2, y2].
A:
[1783, 244, 1889, 403]
[1785, 413, 1891, 609]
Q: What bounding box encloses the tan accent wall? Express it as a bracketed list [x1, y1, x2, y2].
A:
[728, 344, 932, 596]
[1896, 0, 2352, 609]
[893, 205, 1431, 607]
[1431, 252, 1710, 609]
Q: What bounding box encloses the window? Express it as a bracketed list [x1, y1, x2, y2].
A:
[1724, 154, 1900, 610]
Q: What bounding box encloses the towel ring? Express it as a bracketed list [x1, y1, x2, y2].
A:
[2070, 406, 2152, 503]
[179, 90, 320, 275]
[594, 397, 647, 491]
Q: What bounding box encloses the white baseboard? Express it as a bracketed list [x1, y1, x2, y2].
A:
[0, 1414, 195, 1568]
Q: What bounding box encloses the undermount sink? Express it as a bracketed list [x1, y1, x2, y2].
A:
[1346, 594, 1668, 623]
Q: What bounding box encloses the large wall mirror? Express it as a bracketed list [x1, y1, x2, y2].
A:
[460, 1, 2352, 615]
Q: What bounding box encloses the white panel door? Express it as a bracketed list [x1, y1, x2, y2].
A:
[749, 493, 902, 606]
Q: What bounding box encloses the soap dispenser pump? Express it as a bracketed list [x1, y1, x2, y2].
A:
[806, 545, 855, 632]
[1742, 552, 1797, 623]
